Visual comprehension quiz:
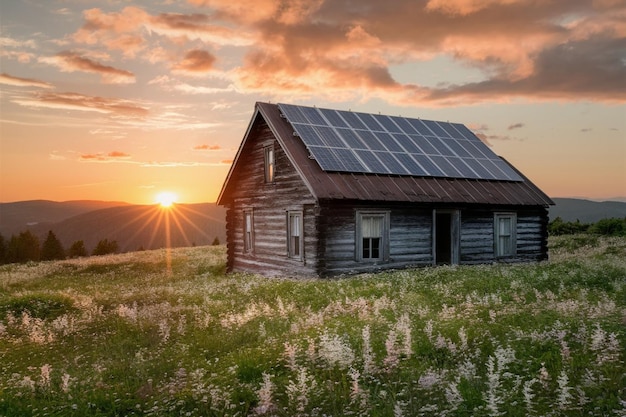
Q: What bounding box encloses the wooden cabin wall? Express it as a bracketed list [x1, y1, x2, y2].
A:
[460, 210, 495, 264]
[516, 208, 549, 261]
[460, 207, 549, 264]
[317, 203, 433, 276]
[224, 118, 318, 277]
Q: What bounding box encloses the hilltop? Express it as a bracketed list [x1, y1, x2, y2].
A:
[0, 200, 226, 253]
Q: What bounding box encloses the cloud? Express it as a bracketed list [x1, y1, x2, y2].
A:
[67, 1, 626, 105]
[73, 7, 149, 57]
[0, 73, 54, 89]
[508, 123, 524, 130]
[174, 49, 217, 73]
[148, 12, 254, 46]
[39, 51, 136, 84]
[193, 144, 221, 150]
[80, 151, 132, 162]
[14, 92, 149, 117]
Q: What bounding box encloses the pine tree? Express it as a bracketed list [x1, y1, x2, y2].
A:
[92, 238, 119, 256]
[212, 237, 220, 245]
[6, 230, 40, 263]
[0, 233, 6, 264]
[41, 230, 65, 261]
[68, 240, 88, 258]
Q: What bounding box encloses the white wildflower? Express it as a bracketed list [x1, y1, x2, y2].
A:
[458, 326, 468, 352]
[61, 373, 71, 393]
[396, 313, 412, 357]
[556, 370, 573, 410]
[318, 331, 354, 369]
[158, 319, 170, 343]
[384, 329, 400, 370]
[286, 367, 316, 413]
[538, 362, 549, 388]
[40, 364, 51, 388]
[284, 341, 298, 371]
[362, 325, 376, 375]
[522, 378, 537, 415]
[445, 379, 463, 410]
[253, 372, 274, 415]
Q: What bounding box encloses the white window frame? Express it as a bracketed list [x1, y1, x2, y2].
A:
[356, 210, 390, 262]
[243, 209, 254, 253]
[287, 211, 303, 260]
[264, 145, 275, 183]
[494, 212, 517, 257]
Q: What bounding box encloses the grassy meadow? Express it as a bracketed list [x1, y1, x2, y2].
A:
[0, 236, 624, 416]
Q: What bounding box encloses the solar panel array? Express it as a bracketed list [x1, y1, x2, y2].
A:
[277, 103, 523, 182]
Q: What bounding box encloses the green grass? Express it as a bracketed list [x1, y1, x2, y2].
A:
[0, 238, 624, 416]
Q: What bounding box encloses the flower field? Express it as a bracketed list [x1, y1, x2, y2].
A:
[1, 236, 624, 416]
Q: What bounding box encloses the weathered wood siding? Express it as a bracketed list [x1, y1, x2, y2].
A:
[224, 117, 318, 276]
[516, 208, 549, 261]
[317, 203, 433, 276]
[460, 207, 549, 264]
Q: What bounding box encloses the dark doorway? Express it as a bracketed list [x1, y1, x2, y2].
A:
[435, 212, 452, 264]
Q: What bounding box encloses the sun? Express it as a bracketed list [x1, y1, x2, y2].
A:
[155, 191, 178, 208]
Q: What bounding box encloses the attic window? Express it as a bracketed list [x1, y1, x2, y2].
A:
[264, 145, 275, 183]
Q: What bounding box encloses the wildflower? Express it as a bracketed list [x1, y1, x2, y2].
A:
[424, 320, 434, 342]
[286, 366, 316, 414]
[158, 319, 170, 343]
[538, 362, 549, 388]
[458, 326, 468, 352]
[361, 325, 376, 375]
[384, 329, 400, 370]
[40, 364, 52, 388]
[61, 373, 71, 393]
[418, 369, 441, 390]
[396, 313, 412, 357]
[318, 331, 354, 369]
[522, 378, 537, 415]
[445, 378, 463, 411]
[252, 372, 274, 415]
[556, 370, 573, 410]
[284, 341, 298, 371]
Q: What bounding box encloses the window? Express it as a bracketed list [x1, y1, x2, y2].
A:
[287, 211, 303, 259]
[264, 145, 275, 183]
[243, 209, 254, 253]
[356, 211, 389, 262]
[494, 213, 516, 257]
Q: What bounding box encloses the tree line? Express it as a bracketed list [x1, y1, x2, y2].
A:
[548, 217, 626, 236]
[0, 230, 222, 265]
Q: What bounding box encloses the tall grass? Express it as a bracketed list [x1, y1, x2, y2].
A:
[0, 237, 624, 416]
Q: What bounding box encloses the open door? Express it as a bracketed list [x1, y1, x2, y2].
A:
[433, 210, 460, 265]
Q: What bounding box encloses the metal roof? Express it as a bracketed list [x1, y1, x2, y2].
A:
[218, 102, 554, 207]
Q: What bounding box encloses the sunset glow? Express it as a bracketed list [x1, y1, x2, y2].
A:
[156, 192, 178, 208]
[0, 1, 624, 203]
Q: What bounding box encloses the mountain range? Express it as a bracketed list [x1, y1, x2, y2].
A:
[0, 200, 226, 253]
[1, 198, 624, 254]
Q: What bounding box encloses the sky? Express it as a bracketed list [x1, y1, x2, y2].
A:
[1, 0, 625, 205]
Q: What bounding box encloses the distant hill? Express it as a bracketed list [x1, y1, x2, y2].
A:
[0, 201, 226, 253]
[550, 198, 626, 223]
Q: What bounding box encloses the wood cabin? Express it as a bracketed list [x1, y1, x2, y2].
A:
[217, 102, 554, 277]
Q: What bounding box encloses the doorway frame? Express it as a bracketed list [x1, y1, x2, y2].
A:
[432, 209, 461, 265]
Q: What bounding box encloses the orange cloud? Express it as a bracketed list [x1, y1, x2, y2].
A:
[0, 73, 54, 89]
[14, 92, 149, 117]
[73, 7, 149, 57]
[40, 51, 135, 84]
[80, 151, 131, 162]
[148, 13, 254, 46]
[174, 50, 216, 73]
[193, 144, 221, 150]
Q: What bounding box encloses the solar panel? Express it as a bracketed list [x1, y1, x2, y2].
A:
[278, 103, 523, 182]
